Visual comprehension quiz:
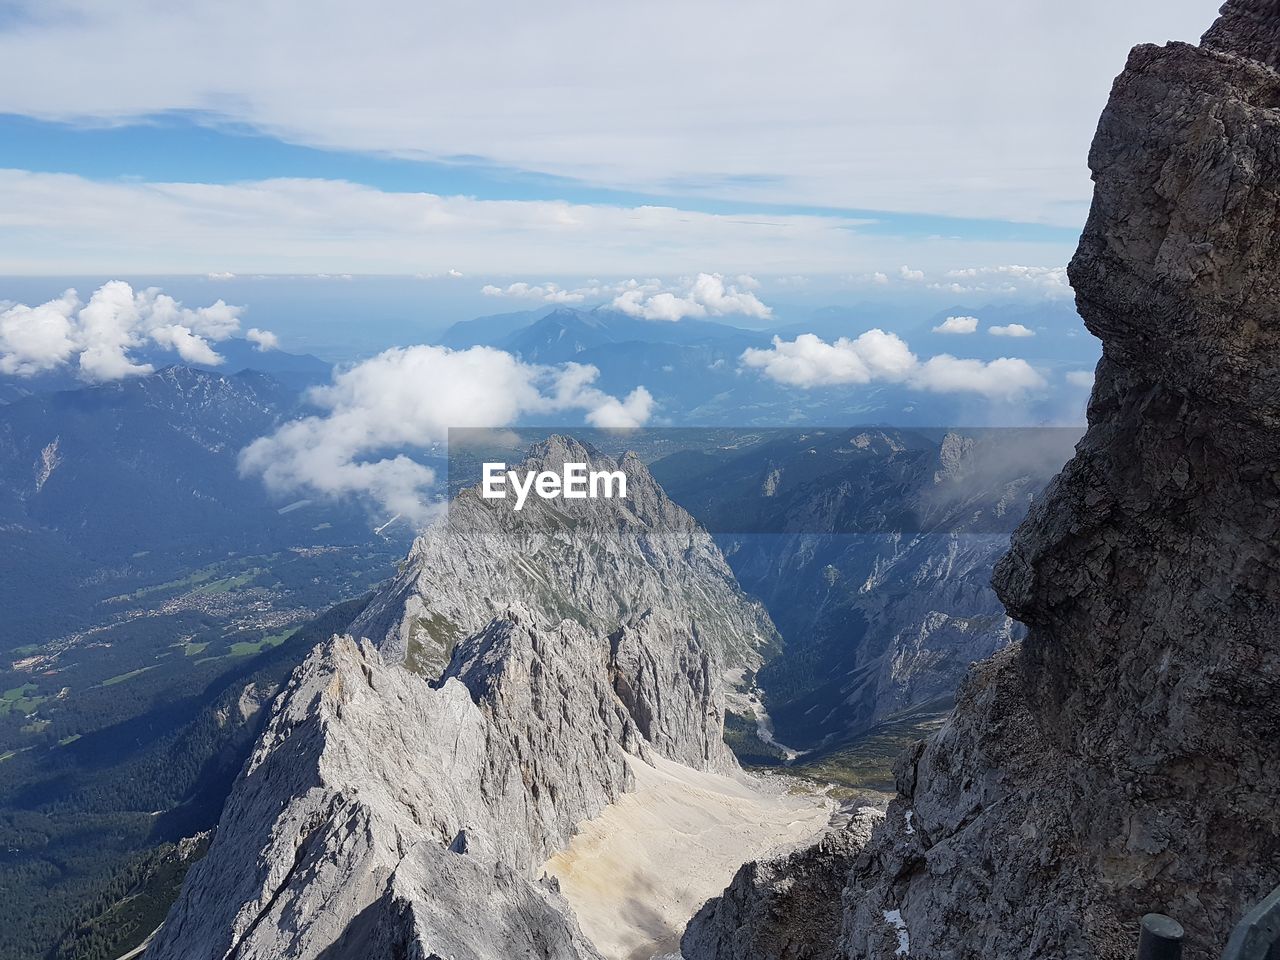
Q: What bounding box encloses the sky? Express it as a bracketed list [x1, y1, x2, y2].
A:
[0, 1, 1218, 515]
[0, 0, 1212, 280]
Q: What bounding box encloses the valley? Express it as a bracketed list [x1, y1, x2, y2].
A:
[0, 313, 1101, 960]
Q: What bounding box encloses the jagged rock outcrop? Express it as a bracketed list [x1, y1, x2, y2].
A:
[691, 3, 1280, 957]
[355, 435, 777, 678]
[149, 438, 765, 959]
[682, 808, 884, 960]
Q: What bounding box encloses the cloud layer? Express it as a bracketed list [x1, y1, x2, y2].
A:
[238, 345, 653, 521]
[740, 330, 1045, 400]
[930, 265, 1071, 299]
[610, 274, 770, 322]
[0, 171, 1091, 279]
[0, 281, 272, 380]
[989, 323, 1035, 337]
[0, 1, 1207, 225]
[479, 274, 771, 322]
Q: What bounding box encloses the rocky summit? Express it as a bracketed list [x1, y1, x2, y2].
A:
[147, 437, 779, 960]
[353, 435, 777, 679]
[684, 3, 1280, 958]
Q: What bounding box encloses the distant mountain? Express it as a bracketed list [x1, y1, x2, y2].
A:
[0, 365, 388, 643]
[438, 306, 762, 360]
[651, 427, 1078, 749]
[435, 306, 1077, 426]
[436, 307, 554, 350]
[0, 336, 332, 404]
[160, 337, 332, 390]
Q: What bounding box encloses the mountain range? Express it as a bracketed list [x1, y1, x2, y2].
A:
[0, 364, 399, 647]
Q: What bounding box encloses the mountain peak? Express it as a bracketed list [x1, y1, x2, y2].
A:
[353, 436, 776, 678]
[149, 441, 783, 960]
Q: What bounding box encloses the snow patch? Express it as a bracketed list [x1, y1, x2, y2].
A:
[883, 909, 911, 956]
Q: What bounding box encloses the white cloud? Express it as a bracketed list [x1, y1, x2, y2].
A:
[741, 331, 915, 387]
[246, 327, 280, 351]
[0, 290, 79, 376]
[871, 272, 889, 285]
[0, 281, 277, 381]
[150, 323, 224, 365]
[5, 170, 999, 276]
[912, 355, 1045, 399]
[933, 315, 978, 335]
[238, 345, 653, 521]
[1066, 369, 1094, 388]
[0, 1, 1209, 225]
[933, 265, 1071, 299]
[611, 273, 771, 322]
[479, 274, 773, 319]
[481, 282, 587, 304]
[586, 385, 654, 428]
[989, 323, 1035, 337]
[899, 265, 925, 282]
[740, 330, 1045, 400]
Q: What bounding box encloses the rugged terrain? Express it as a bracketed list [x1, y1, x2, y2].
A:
[653, 427, 1075, 749]
[685, 3, 1280, 957]
[354, 435, 777, 678]
[147, 437, 816, 960]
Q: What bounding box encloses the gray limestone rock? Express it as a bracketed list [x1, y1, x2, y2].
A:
[353, 435, 777, 679]
[682, 808, 884, 960]
[149, 437, 767, 960]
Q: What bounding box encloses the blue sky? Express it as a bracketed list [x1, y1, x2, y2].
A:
[0, 113, 1078, 246]
[0, 0, 1212, 280]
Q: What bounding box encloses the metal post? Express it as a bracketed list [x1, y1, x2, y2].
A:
[1138, 913, 1185, 960]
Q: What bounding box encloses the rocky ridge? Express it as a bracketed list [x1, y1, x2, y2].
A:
[687, 3, 1280, 957]
[147, 437, 772, 959]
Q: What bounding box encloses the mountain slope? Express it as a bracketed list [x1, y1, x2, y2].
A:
[0, 366, 382, 645]
[653, 428, 1075, 748]
[149, 437, 800, 960]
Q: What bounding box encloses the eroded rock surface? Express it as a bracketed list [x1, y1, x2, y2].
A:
[682, 808, 884, 960]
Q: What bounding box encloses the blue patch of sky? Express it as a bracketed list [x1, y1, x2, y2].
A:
[1, 112, 1081, 244]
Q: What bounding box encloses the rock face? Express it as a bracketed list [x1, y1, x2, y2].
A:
[681, 808, 884, 960]
[354, 435, 777, 678]
[690, 4, 1280, 958]
[148, 438, 766, 959]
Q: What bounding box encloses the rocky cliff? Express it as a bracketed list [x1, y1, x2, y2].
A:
[687, 3, 1280, 957]
[681, 807, 884, 960]
[147, 437, 769, 959]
